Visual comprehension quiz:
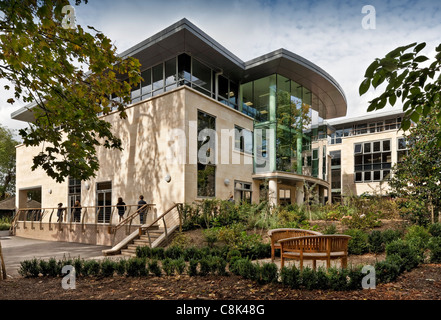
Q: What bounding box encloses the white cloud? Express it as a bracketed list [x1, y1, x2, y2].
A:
[3, 0, 441, 132]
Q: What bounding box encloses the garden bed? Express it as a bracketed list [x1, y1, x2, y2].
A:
[1, 264, 440, 300]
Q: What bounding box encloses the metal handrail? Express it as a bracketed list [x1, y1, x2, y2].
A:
[110, 204, 154, 234]
[138, 203, 183, 247]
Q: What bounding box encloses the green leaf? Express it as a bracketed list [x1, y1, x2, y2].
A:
[364, 60, 380, 78]
[389, 94, 397, 106]
[414, 56, 429, 63]
[410, 111, 420, 123]
[359, 78, 371, 96]
[401, 118, 411, 131]
[414, 42, 426, 54]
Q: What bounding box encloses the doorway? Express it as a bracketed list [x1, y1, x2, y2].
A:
[97, 181, 112, 223]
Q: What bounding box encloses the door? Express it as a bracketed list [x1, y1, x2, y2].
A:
[97, 182, 112, 223]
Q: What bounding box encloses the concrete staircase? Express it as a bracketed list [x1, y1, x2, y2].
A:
[120, 226, 164, 257]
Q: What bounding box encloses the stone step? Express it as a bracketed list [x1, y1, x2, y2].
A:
[120, 250, 136, 257]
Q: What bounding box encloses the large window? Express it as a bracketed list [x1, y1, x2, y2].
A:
[354, 139, 391, 183]
[197, 111, 216, 197]
[330, 150, 341, 191]
[397, 137, 409, 163]
[234, 181, 252, 204]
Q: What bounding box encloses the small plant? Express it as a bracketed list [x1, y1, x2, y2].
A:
[375, 258, 401, 283]
[198, 257, 212, 276]
[300, 267, 317, 290]
[115, 259, 127, 276]
[255, 262, 278, 285]
[48, 257, 60, 277]
[83, 259, 100, 276]
[386, 239, 421, 272]
[404, 225, 431, 251]
[126, 258, 146, 277]
[428, 223, 441, 238]
[280, 265, 300, 289]
[73, 258, 84, 277]
[39, 259, 50, 277]
[183, 246, 201, 261]
[150, 247, 165, 260]
[187, 259, 198, 276]
[323, 223, 337, 235]
[136, 246, 151, 259]
[148, 259, 162, 277]
[327, 267, 349, 291]
[100, 259, 116, 277]
[202, 228, 218, 247]
[18, 258, 40, 278]
[428, 237, 441, 263]
[345, 229, 369, 255]
[368, 230, 385, 254]
[382, 229, 403, 245]
[165, 246, 184, 260]
[161, 258, 175, 276]
[173, 258, 186, 275]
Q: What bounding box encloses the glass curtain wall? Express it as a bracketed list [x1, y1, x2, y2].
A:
[241, 74, 312, 176]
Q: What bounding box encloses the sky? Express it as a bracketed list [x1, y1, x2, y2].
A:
[1, 0, 441, 135]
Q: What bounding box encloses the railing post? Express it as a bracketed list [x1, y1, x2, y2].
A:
[0, 241, 6, 280]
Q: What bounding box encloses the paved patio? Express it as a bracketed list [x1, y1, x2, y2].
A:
[0, 235, 111, 277]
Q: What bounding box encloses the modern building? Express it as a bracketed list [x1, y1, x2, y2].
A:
[324, 109, 407, 202]
[10, 18, 349, 244]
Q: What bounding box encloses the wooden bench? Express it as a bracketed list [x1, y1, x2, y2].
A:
[279, 235, 351, 270]
[268, 228, 322, 262]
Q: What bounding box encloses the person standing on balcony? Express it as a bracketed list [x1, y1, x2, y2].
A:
[137, 195, 147, 224]
[73, 200, 82, 223]
[116, 197, 126, 222]
[56, 203, 65, 222]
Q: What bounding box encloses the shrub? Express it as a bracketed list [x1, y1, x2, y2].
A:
[428, 237, 441, 263]
[18, 258, 40, 278]
[404, 225, 431, 251]
[280, 265, 300, 289]
[100, 259, 116, 277]
[115, 259, 127, 276]
[39, 259, 50, 277]
[126, 258, 147, 277]
[428, 223, 441, 238]
[375, 258, 401, 283]
[211, 256, 228, 276]
[161, 258, 175, 276]
[148, 259, 162, 277]
[368, 230, 385, 254]
[199, 257, 211, 276]
[73, 258, 84, 277]
[202, 228, 218, 247]
[183, 246, 201, 261]
[231, 258, 257, 280]
[173, 258, 186, 275]
[382, 229, 403, 245]
[255, 262, 278, 284]
[386, 239, 421, 272]
[346, 266, 363, 290]
[345, 229, 369, 255]
[150, 247, 165, 260]
[136, 246, 151, 259]
[165, 246, 184, 260]
[323, 223, 337, 235]
[83, 259, 100, 276]
[188, 259, 198, 276]
[47, 257, 61, 277]
[327, 267, 349, 291]
[300, 267, 317, 290]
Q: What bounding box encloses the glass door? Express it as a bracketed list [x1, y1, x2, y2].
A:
[96, 182, 112, 223]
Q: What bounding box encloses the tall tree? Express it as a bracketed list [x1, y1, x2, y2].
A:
[359, 42, 441, 144]
[0, 0, 142, 182]
[389, 107, 441, 224]
[0, 125, 19, 200]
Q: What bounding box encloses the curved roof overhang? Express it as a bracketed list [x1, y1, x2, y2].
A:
[11, 18, 347, 122]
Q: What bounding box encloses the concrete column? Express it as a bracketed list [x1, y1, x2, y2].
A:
[268, 179, 278, 208]
[319, 186, 325, 205]
[296, 181, 304, 205]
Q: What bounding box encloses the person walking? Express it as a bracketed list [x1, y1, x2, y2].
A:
[56, 203, 65, 222]
[116, 197, 126, 222]
[137, 195, 147, 224]
[73, 200, 82, 223]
